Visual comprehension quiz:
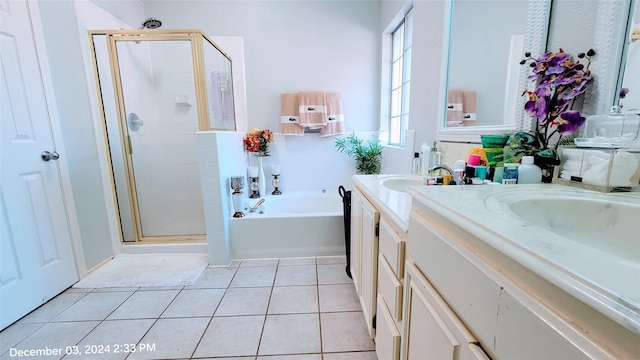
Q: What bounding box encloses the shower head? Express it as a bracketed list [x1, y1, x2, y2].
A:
[139, 17, 162, 29]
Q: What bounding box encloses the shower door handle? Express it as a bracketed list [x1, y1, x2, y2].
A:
[41, 151, 60, 161]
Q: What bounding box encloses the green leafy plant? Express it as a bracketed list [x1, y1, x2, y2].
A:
[335, 133, 383, 174]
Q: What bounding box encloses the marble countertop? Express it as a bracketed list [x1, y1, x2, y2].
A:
[407, 183, 640, 335]
[352, 174, 417, 232]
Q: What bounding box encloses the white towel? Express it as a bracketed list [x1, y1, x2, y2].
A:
[299, 91, 327, 128]
[320, 92, 345, 137]
[280, 93, 304, 136]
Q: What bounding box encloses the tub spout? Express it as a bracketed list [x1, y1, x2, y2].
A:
[250, 198, 265, 212]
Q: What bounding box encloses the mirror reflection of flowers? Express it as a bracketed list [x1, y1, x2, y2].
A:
[243, 128, 274, 156]
[520, 48, 596, 153]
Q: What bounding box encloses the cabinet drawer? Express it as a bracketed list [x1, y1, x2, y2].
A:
[378, 254, 403, 322]
[379, 217, 405, 277]
[376, 295, 401, 360]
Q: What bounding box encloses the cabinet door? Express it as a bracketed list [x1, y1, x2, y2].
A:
[376, 295, 401, 360]
[402, 261, 477, 360]
[360, 196, 379, 338]
[350, 189, 363, 296]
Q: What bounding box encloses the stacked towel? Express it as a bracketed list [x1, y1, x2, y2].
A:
[280, 93, 304, 136]
[299, 91, 327, 128]
[447, 89, 464, 127]
[320, 92, 345, 137]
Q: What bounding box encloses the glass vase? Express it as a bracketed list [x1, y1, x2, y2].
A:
[257, 155, 266, 197]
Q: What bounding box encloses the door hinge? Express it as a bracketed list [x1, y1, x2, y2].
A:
[372, 314, 376, 329]
[375, 223, 379, 237]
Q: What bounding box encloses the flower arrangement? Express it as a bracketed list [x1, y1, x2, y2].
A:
[243, 128, 274, 156]
[520, 48, 596, 152]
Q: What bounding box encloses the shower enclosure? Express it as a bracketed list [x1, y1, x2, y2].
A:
[89, 29, 236, 243]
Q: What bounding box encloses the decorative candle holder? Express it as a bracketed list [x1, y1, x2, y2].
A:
[230, 176, 245, 218]
[249, 176, 260, 198]
[272, 174, 282, 195]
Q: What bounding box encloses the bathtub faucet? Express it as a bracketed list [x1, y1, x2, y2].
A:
[250, 198, 265, 213]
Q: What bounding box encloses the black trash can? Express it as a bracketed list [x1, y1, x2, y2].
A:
[338, 185, 352, 279]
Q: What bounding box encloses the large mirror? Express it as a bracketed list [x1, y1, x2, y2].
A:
[438, 0, 551, 141]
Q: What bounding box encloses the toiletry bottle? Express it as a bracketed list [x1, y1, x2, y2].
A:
[431, 141, 442, 168]
[420, 142, 432, 176]
[517, 156, 542, 184]
[412, 152, 421, 175]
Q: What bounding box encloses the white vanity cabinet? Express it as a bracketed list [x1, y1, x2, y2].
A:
[376, 217, 406, 360]
[405, 202, 614, 359]
[350, 187, 379, 338]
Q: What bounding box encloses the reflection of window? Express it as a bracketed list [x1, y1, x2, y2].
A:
[386, 9, 413, 147]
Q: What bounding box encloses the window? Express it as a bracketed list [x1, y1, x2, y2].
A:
[386, 10, 413, 147]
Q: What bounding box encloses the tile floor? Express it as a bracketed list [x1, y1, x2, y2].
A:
[0, 256, 376, 360]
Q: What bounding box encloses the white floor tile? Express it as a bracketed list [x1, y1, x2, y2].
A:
[323, 351, 377, 360]
[161, 289, 225, 318]
[193, 315, 264, 358]
[187, 267, 238, 289]
[317, 264, 352, 285]
[316, 255, 347, 265]
[318, 284, 360, 312]
[274, 265, 317, 286]
[229, 267, 277, 287]
[278, 257, 316, 266]
[108, 290, 179, 320]
[257, 355, 322, 360]
[241, 258, 279, 267]
[128, 317, 210, 360]
[4, 321, 99, 359]
[258, 314, 321, 356]
[76, 319, 155, 360]
[321, 312, 374, 353]
[215, 287, 272, 316]
[268, 286, 318, 314]
[18, 292, 87, 324]
[52, 291, 133, 322]
[0, 323, 44, 355]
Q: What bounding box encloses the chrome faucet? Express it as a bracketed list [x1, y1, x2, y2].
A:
[429, 165, 453, 175]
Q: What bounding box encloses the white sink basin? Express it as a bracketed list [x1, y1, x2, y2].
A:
[380, 176, 423, 192]
[505, 194, 640, 262]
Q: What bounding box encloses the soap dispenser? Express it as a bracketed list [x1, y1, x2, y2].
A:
[420, 142, 432, 176]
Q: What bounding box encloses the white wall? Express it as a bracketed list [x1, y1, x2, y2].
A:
[144, 0, 381, 133]
[38, 0, 127, 269]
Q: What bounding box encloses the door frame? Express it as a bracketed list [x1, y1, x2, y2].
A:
[26, 0, 86, 277]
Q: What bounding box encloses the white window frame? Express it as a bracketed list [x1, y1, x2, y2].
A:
[381, 9, 413, 147]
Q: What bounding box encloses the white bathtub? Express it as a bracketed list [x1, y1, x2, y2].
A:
[229, 191, 345, 259]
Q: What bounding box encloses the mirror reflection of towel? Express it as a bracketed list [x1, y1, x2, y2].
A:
[462, 90, 477, 126]
[447, 89, 464, 127]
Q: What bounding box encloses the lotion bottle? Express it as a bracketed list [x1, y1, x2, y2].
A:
[420, 142, 432, 176]
[517, 156, 542, 184]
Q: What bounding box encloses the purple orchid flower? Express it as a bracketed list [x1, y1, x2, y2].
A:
[547, 52, 573, 74]
[620, 88, 629, 99]
[556, 111, 586, 134]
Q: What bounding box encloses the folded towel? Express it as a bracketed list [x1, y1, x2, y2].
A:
[320, 92, 345, 137]
[281, 93, 304, 136]
[447, 89, 464, 127]
[462, 90, 477, 126]
[299, 91, 327, 128]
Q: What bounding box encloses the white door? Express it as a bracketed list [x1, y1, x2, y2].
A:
[1, 0, 79, 330]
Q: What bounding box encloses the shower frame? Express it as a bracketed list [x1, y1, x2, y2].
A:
[88, 29, 234, 243]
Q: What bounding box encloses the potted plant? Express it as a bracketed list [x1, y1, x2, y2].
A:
[335, 132, 383, 174]
[517, 48, 596, 181]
